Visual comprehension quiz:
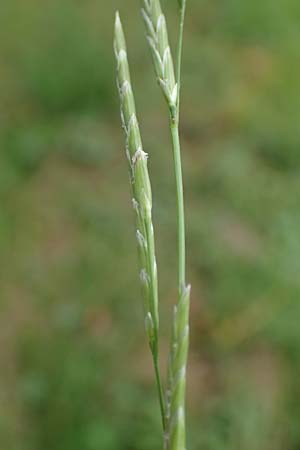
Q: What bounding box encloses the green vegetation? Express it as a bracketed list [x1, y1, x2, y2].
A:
[0, 0, 300, 449]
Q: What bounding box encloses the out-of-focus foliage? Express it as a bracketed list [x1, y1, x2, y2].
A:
[0, 0, 299, 449]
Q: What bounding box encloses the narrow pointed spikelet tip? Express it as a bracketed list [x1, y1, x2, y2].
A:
[114, 11, 122, 41]
[115, 11, 121, 28]
[114, 11, 126, 53]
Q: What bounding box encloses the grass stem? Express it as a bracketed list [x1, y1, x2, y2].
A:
[153, 347, 167, 432]
[170, 120, 186, 292]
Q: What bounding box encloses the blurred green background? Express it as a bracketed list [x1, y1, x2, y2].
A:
[1, 0, 300, 448]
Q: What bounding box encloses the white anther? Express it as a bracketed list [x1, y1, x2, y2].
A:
[121, 80, 131, 97]
[140, 268, 150, 284]
[132, 198, 139, 212]
[132, 147, 148, 165]
[136, 229, 147, 248]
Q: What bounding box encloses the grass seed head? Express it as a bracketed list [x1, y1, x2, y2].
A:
[142, 0, 177, 108]
[114, 11, 159, 345]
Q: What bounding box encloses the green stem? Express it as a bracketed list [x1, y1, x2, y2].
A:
[165, 5, 188, 449]
[144, 211, 165, 430]
[170, 120, 186, 292]
[172, 0, 187, 292]
[152, 346, 166, 432]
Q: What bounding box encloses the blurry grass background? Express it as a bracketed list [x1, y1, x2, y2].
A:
[1, 0, 300, 449]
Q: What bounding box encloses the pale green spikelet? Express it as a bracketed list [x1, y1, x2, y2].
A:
[141, 0, 177, 111]
[164, 285, 190, 450]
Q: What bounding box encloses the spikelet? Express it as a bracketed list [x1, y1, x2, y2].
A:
[164, 285, 190, 450]
[141, 0, 178, 111]
[114, 12, 159, 348]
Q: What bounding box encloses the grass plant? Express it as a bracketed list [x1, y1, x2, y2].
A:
[114, 2, 190, 449]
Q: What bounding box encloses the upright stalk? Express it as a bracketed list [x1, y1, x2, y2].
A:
[170, 120, 186, 291]
[171, 0, 187, 290]
[174, 0, 187, 287]
[153, 345, 167, 431]
[141, 1, 190, 448]
[166, 3, 190, 449]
